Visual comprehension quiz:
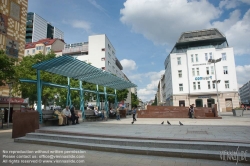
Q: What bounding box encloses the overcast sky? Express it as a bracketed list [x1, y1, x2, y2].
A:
[28, 0, 250, 102]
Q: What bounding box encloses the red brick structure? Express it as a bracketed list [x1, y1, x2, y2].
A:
[138, 105, 221, 119]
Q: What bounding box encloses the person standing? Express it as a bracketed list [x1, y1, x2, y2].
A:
[132, 107, 137, 121]
[116, 107, 120, 120]
[189, 104, 195, 119]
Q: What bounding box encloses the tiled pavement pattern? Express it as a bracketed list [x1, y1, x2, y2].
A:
[0, 111, 250, 166]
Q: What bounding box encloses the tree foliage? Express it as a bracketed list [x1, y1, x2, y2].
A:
[0, 50, 16, 86]
[131, 92, 139, 108]
[13, 52, 129, 108]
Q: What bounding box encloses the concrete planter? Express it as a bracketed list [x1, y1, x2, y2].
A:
[232, 109, 243, 116]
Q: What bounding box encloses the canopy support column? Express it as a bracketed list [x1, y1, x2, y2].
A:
[36, 69, 42, 124]
[79, 80, 84, 120]
[96, 85, 100, 110]
[66, 77, 71, 107]
[104, 87, 109, 118]
[115, 89, 117, 109]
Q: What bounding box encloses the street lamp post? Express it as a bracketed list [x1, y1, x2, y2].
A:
[208, 58, 221, 116]
[7, 82, 13, 128]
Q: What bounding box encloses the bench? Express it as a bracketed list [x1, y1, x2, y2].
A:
[84, 109, 99, 121]
[41, 110, 58, 124]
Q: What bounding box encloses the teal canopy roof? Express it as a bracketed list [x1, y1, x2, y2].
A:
[32, 55, 137, 90]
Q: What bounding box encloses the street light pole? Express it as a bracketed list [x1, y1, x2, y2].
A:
[213, 62, 220, 116]
[208, 58, 221, 116]
[7, 82, 13, 128]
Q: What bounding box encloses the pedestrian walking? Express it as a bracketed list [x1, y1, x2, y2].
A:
[132, 107, 137, 121]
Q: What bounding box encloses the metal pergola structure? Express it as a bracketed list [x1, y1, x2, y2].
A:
[20, 55, 137, 123]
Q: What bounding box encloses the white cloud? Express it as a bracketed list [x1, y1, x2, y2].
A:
[219, 0, 239, 9]
[120, 0, 250, 55]
[120, 59, 137, 73]
[236, 65, 250, 88]
[136, 70, 165, 102]
[120, 0, 220, 46]
[241, 0, 250, 5]
[88, 0, 108, 15]
[71, 20, 92, 33]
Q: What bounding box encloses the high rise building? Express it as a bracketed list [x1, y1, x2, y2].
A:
[239, 81, 250, 105]
[164, 28, 239, 112]
[26, 12, 64, 43]
[0, 0, 28, 96]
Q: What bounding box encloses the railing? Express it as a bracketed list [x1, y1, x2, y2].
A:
[62, 45, 88, 54]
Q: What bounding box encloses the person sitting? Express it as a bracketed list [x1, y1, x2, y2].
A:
[70, 106, 79, 125]
[62, 106, 72, 125]
[54, 109, 65, 126]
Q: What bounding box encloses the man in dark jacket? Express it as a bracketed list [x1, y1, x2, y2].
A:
[70, 106, 79, 125]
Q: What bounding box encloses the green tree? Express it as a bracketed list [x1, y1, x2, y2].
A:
[131, 92, 139, 108]
[0, 50, 16, 86]
[152, 95, 157, 106]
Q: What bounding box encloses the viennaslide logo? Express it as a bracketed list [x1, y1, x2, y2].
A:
[220, 146, 247, 165]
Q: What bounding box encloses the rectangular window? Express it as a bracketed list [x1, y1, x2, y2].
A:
[101, 48, 105, 51]
[209, 52, 213, 59]
[225, 80, 229, 89]
[108, 61, 111, 66]
[46, 47, 50, 52]
[178, 70, 182, 78]
[222, 53, 226, 61]
[27, 50, 29, 54]
[177, 57, 181, 65]
[207, 81, 211, 89]
[32, 49, 35, 54]
[193, 82, 196, 90]
[108, 52, 111, 58]
[198, 82, 200, 90]
[101, 57, 105, 61]
[206, 67, 209, 75]
[205, 53, 208, 61]
[108, 44, 111, 50]
[192, 68, 195, 76]
[179, 84, 183, 91]
[191, 54, 194, 63]
[195, 54, 198, 62]
[36, 47, 39, 50]
[212, 82, 216, 89]
[211, 66, 214, 74]
[196, 68, 199, 76]
[223, 66, 228, 74]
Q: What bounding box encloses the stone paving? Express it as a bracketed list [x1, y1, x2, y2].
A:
[0, 111, 249, 166]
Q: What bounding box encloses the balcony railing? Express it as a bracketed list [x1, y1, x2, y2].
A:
[62, 45, 88, 54]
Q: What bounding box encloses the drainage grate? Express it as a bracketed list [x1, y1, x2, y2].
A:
[187, 131, 207, 134]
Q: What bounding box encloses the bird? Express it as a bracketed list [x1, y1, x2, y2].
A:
[167, 120, 171, 125]
[179, 121, 183, 125]
[131, 121, 134, 124]
[161, 121, 164, 124]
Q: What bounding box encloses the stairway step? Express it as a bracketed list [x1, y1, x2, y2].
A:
[14, 136, 250, 163]
[24, 132, 250, 152]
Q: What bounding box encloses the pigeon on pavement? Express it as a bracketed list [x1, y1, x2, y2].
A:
[131, 121, 134, 124]
[179, 121, 183, 125]
[161, 121, 164, 125]
[167, 120, 171, 125]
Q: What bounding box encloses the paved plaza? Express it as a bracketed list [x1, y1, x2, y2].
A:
[0, 111, 250, 166]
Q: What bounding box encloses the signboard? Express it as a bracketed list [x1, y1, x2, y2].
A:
[0, 97, 27, 104]
[195, 76, 212, 80]
[198, 96, 211, 98]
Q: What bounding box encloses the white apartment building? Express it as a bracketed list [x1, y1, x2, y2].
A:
[164, 28, 239, 112]
[62, 34, 134, 108]
[239, 81, 250, 105]
[26, 12, 64, 43]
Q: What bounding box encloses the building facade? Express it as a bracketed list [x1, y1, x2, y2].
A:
[0, 0, 28, 96]
[24, 38, 65, 57]
[239, 81, 250, 105]
[62, 34, 135, 108]
[26, 12, 64, 43]
[164, 28, 239, 112]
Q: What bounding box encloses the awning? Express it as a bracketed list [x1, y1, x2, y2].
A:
[32, 55, 137, 90]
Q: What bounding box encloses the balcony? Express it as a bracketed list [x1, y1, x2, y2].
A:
[26, 33, 32, 37]
[62, 45, 88, 54]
